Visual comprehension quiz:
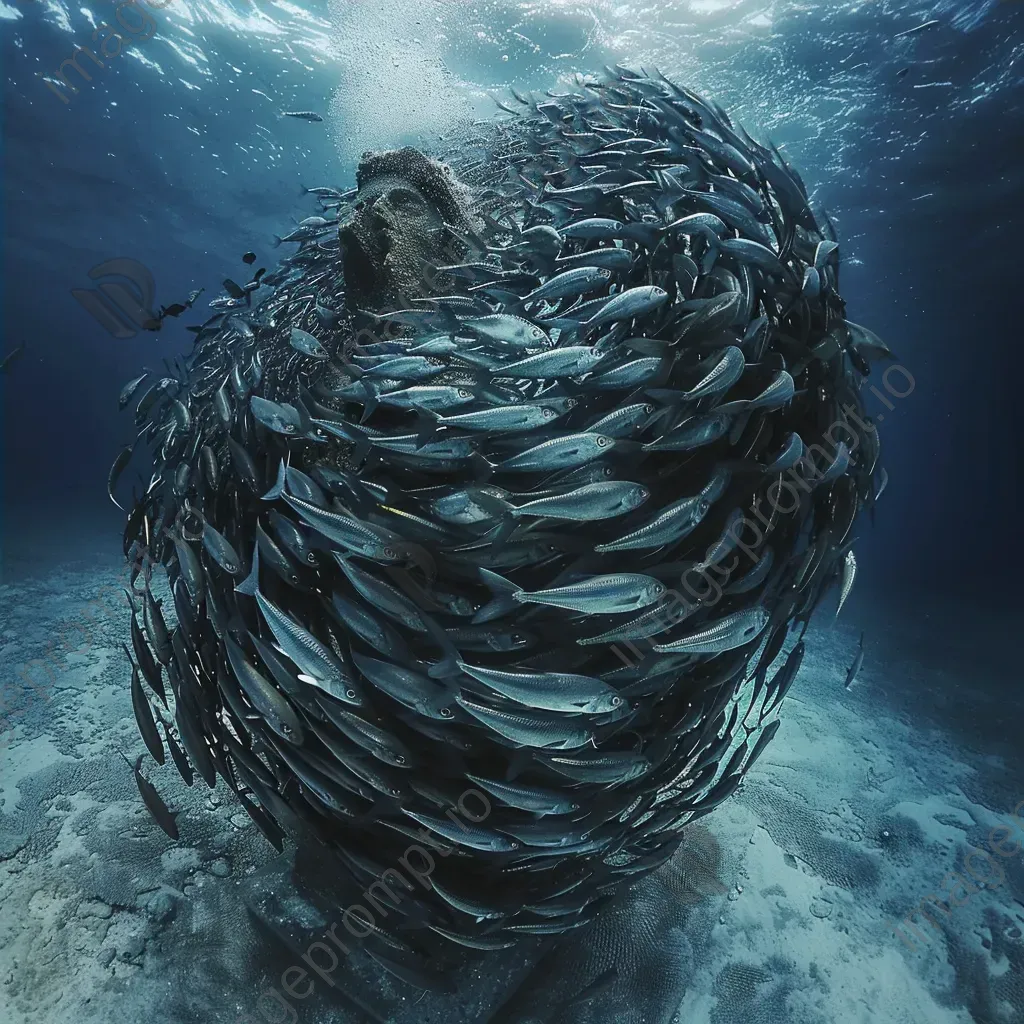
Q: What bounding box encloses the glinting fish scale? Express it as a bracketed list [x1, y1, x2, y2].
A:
[113, 66, 884, 962]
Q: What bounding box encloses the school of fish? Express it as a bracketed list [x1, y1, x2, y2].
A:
[112, 66, 887, 986]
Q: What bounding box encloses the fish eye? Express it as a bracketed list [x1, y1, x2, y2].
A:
[644, 404, 654, 414]
[458, 388, 472, 398]
[567, 398, 578, 408]
[542, 408, 555, 419]
[284, 425, 295, 433]
[511, 634, 525, 644]
[439, 707, 453, 719]
[306, 552, 317, 563]
[698, 499, 710, 514]
[597, 436, 610, 447]
[611, 696, 622, 706]
[383, 547, 398, 559]
[396, 754, 406, 764]
[570, 802, 579, 811]
[346, 688, 357, 699]
[283, 724, 293, 734]
[291, 574, 300, 584]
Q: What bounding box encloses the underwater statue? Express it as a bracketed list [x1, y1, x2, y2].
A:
[114, 65, 886, 1022]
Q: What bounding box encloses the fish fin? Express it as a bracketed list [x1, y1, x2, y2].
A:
[261, 459, 286, 501]
[358, 380, 379, 423]
[235, 543, 260, 597]
[626, 337, 669, 357]
[115, 747, 136, 772]
[478, 567, 519, 596]
[470, 488, 513, 521]
[471, 568, 522, 624]
[422, 613, 462, 680]
[351, 436, 375, 468]
[340, 356, 364, 380]
[470, 452, 495, 482]
[489, 517, 518, 554]
[411, 405, 442, 448]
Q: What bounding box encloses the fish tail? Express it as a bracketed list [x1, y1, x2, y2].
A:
[235, 542, 260, 597]
[357, 380, 379, 424]
[505, 748, 533, 782]
[470, 489, 513, 520]
[493, 94, 520, 116]
[470, 491, 518, 551]
[412, 405, 441, 448]
[626, 338, 669, 357]
[421, 613, 461, 681]
[478, 567, 520, 596]
[351, 436, 372, 466]
[433, 304, 461, 335]
[489, 517, 518, 553]
[341, 357, 364, 380]
[472, 568, 522, 624]
[470, 452, 495, 482]
[272, 235, 283, 248]
[114, 746, 136, 772]
[261, 459, 286, 501]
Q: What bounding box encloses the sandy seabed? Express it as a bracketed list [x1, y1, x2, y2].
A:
[1, 553, 1021, 1024]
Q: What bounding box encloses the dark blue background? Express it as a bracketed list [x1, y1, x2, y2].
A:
[2, 0, 1021, 609]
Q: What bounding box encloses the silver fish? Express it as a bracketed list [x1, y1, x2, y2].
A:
[836, 550, 856, 618]
[236, 545, 363, 704]
[289, 327, 329, 359]
[653, 607, 769, 654]
[457, 661, 622, 713]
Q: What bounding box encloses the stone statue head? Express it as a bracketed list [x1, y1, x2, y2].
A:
[339, 146, 477, 315]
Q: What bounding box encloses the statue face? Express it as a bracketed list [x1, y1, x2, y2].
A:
[339, 173, 457, 313]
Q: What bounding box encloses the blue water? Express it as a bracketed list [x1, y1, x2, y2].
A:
[1, 3, 1023, 1021]
[3, 0, 1022, 600]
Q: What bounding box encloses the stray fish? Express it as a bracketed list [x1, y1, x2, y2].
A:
[836, 550, 856, 617]
[844, 632, 865, 689]
[290, 328, 329, 359]
[120, 752, 178, 840]
[0, 343, 24, 373]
